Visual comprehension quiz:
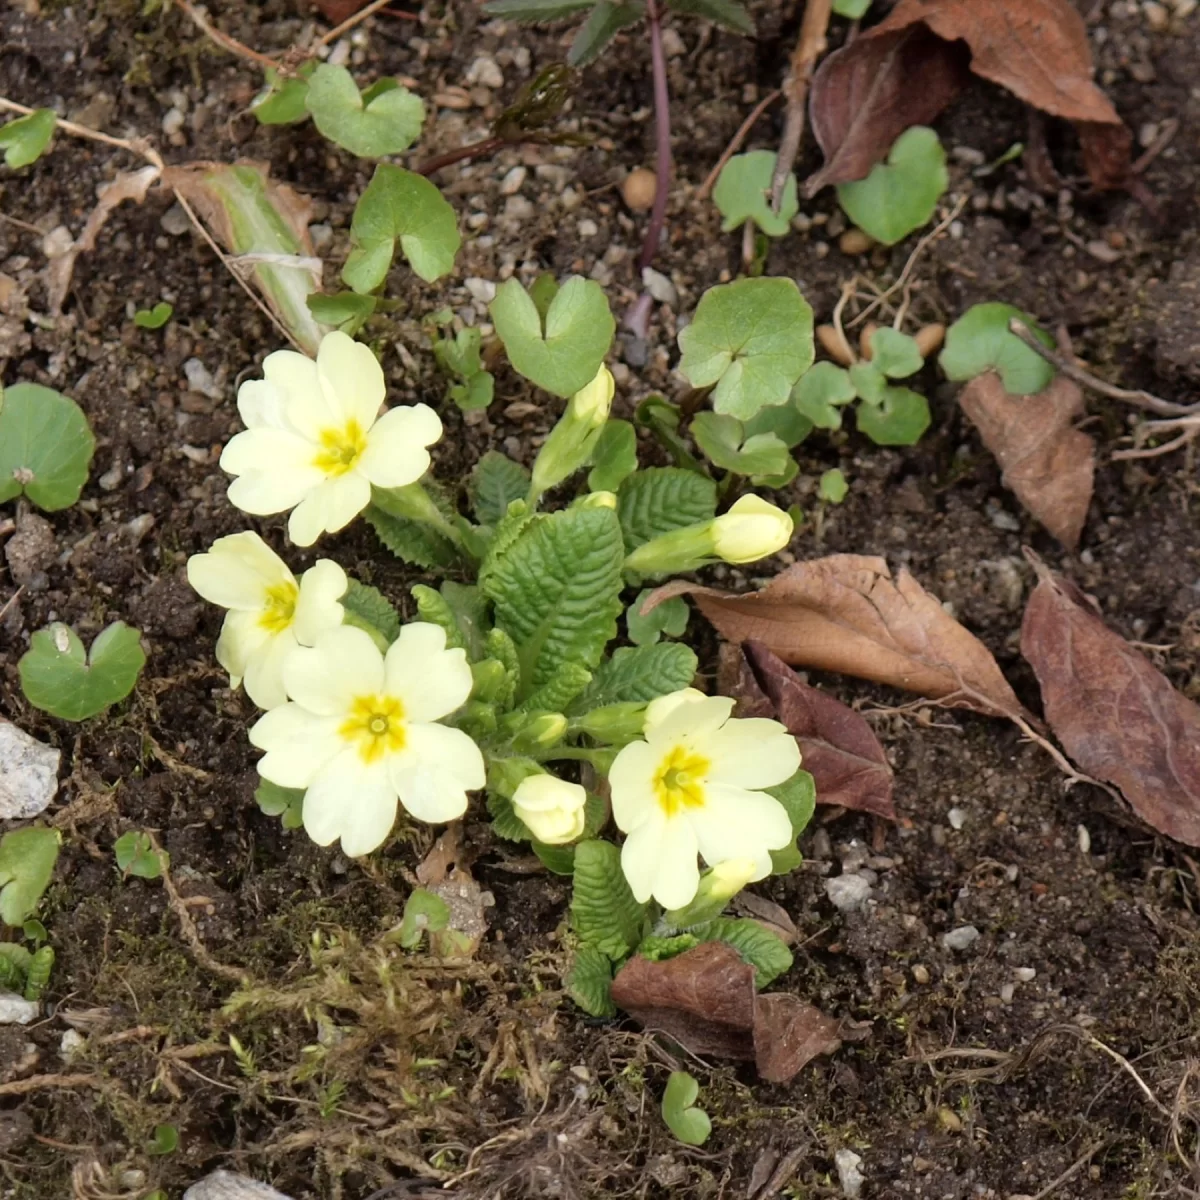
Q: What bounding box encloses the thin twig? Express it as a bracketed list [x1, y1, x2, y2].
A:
[1029, 1140, 1110, 1200]
[697, 88, 782, 200]
[1112, 419, 1200, 461]
[0, 1073, 106, 1097]
[415, 135, 505, 177]
[638, 0, 673, 274]
[173, 0, 281, 70]
[317, 0, 416, 47]
[0, 97, 163, 166]
[769, 0, 832, 211]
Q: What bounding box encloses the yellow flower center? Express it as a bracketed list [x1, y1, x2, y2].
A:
[313, 419, 368, 476]
[339, 694, 407, 764]
[258, 580, 299, 634]
[653, 745, 709, 817]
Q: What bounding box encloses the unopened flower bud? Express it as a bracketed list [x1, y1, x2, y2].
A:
[575, 701, 649, 743]
[710, 495, 793, 563]
[529, 366, 615, 497]
[512, 773, 587, 845]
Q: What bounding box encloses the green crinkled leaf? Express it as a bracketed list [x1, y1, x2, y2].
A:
[343, 164, 460, 291]
[818, 467, 848, 504]
[341, 579, 400, 647]
[517, 662, 592, 714]
[411, 584, 466, 653]
[837, 125, 947, 246]
[742, 399, 813, 449]
[305, 65, 425, 158]
[471, 451, 532, 525]
[19, 622, 145, 721]
[365, 504, 460, 569]
[255, 779, 305, 829]
[113, 831, 168, 880]
[588, 419, 638, 493]
[0, 828, 60, 926]
[0, 108, 55, 169]
[570, 839, 647, 959]
[307, 291, 377, 337]
[662, 1071, 712, 1146]
[855, 385, 930, 446]
[677, 277, 814, 420]
[489, 275, 615, 399]
[626, 588, 688, 646]
[532, 840, 577, 874]
[0, 944, 32, 993]
[638, 933, 700, 961]
[572, 643, 698, 711]
[486, 788, 533, 841]
[667, 0, 752, 31]
[442, 582, 491, 661]
[484, 506, 625, 695]
[869, 327, 923, 379]
[566, 943, 617, 1017]
[478, 502, 542, 592]
[692, 917, 793, 988]
[691, 411, 791, 478]
[483, 0, 596, 17]
[0, 383, 96, 510]
[939, 302, 1055, 395]
[484, 627, 521, 709]
[133, 302, 173, 329]
[712, 150, 797, 237]
[251, 63, 315, 125]
[569, 1, 646, 66]
[793, 361, 856, 429]
[617, 467, 717, 552]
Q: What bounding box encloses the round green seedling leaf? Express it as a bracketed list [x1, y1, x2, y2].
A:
[662, 1071, 712, 1146]
[939, 302, 1055, 395]
[0, 383, 96, 511]
[792, 361, 856, 429]
[19, 621, 146, 721]
[133, 302, 173, 329]
[742, 397, 813, 448]
[306, 65, 425, 158]
[0, 827, 61, 927]
[114, 831, 168, 879]
[626, 588, 689, 646]
[855, 385, 930, 446]
[251, 63, 315, 125]
[691, 411, 791, 477]
[818, 467, 848, 503]
[0, 108, 56, 169]
[712, 150, 799, 238]
[869, 327, 923, 379]
[836, 126, 948, 246]
[678, 277, 814, 420]
[848, 361, 886, 406]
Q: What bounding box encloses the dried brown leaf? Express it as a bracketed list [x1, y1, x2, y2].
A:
[958, 372, 1095, 550]
[647, 556, 1028, 720]
[1021, 559, 1200, 847]
[753, 994, 843, 1084]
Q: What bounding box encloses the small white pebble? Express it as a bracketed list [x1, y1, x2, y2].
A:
[949, 220, 964, 240]
[660, 26, 686, 57]
[943, 925, 980, 952]
[467, 55, 504, 89]
[499, 165, 527, 195]
[1014, 967, 1037, 982]
[464, 276, 496, 305]
[577, 218, 599, 238]
[326, 39, 351, 67]
[641, 266, 677, 306]
[1000, 983, 1015, 1003]
[60, 1029, 86, 1060]
[826, 874, 872, 913]
[947, 806, 966, 830]
[161, 107, 185, 137]
[1077, 824, 1091, 854]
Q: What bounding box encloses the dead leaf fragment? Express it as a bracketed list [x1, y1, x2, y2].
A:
[610, 941, 845, 1082]
[1021, 559, 1200, 846]
[958, 372, 1095, 550]
[720, 642, 896, 820]
[648, 555, 1028, 721]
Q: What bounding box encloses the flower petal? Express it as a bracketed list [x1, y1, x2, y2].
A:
[303, 748, 397, 855]
[398, 722, 485, 792]
[688, 783, 793, 877]
[621, 812, 699, 908]
[384, 623, 473, 721]
[293, 559, 348, 645]
[227, 469, 321, 519]
[242, 628, 301, 711]
[262, 348, 337, 439]
[646, 692, 735, 750]
[238, 379, 291, 431]
[317, 330, 385, 428]
[391, 762, 472, 825]
[705, 719, 801, 791]
[187, 532, 291, 610]
[215, 609, 272, 683]
[220, 427, 316, 479]
[287, 473, 371, 546]
[356, 405, 442, 488]
[283, 625, 384, 715]
[251, 703, 343, 789]
[609, 739, 661, 834]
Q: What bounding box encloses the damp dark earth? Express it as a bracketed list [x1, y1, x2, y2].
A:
[2, 1, 1200, 1198]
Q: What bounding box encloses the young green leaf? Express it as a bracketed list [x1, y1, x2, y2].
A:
[635, 395, 707, 472]
[848, 360, 886, 405]
[692, 917, 793, 988]
[572, 642, 698, 709]
[832, 0, 871, 15]
[617, 467, 717, 552]
[484, 505, 626, 695]
[0, 108, 55, 169]
[470, 452, 531, 526]
[855, 385, 930, 445]
[939, 302, 1055, 395]
[742, 399, 814, 449]
[588, 419, 639, 493]
[133, 302, 173, 329]
[254, 779, 305, 829]
[836, 126, 948, 246]
[396, 887, 451, 949]
[0, 828, 60, 927]
[483, 0, 596, 17]
[818, 467, 848, 504]
[489, 275, 615, 398]
[0, 943, 32, 993]
[661, 1071, 712, 1146]
[343, 164, 461, 291]
[677, 277, 814, 419]
[712, 150, 798, 237]
[0, 383, 96, 510]
[147, 1125, 180, 1156]
[365, 504, 460, 569]
[626, 588, 688, 646]
[566, 943, 617, 1016]
[305, 65, 425, 158]
[341, 579, 401, 646]
[667, 0, 754, 33]
[307, 291, 377, 336]
[767, 768, 816, 873]
[431, 324, 494, 412]
[251, 63, 315, 125]
[570, 839, 647, 959]
[792, 361, 856, 429]
[868, 327, 923, 379]
[691, 411, 791, 478]
[569, 1, 646, 67]
[23, 945, 54, 1002]
[19, 622, 146, 721]
[113, 831, 168, 880]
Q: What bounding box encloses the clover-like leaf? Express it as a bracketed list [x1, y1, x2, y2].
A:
[305, 65, 425, 158]
[662, 1071, 712, 1146]
[19, 622, 145, 721]
[133, 302, 173, 329]
[939, 302, 1055, 395]
[742, 399, 813, 448]
[837, 126, 948, 246]
[0, 108, 55, 169]
[818, 467, 848, 504]
[490, 275, 615, 398]
[792, 361, 856, 429]
[114, 831, 168, 880]
[570, 839, 648, 959]
[569, 1, 646, 67]
[868, 327, 923, 379]
[307, 291, 377, 337]
[712, 150, 798, 237]
[343, 164, 461, 291]
[251, 63, 315, 125]
[0, 383, 96, 510]
[588, 419, 638, 493]
[691, 411, 791, 478]
[626, 588, 688, 646]
[0, 827, 61, 927]
[678, 277, 814, 420]
[255, 779, 305, 829]
[855, 385, 931, 445]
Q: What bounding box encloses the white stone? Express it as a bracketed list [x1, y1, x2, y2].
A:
[184, 1171, 295, 1200]
[0, 992, 39, 1025]
[943, 925, 980, 951]
[466, 55, 504, 89]
[641, 267, 677, 306]
[661, 26, 686, 57]
[826, 874, 871, 913]
[161, 107, 186, 137]
[499, 165, 527, 195]
[60, 1029, 86, 1060]
[835, 1149, 864, 1199]
[947, 806, 966, 830]
[1077, 824, 1091, 854]
[577, 218, 598, 238]
[1014, 966, 1037, 982]
[184, 358, 223, 400]
[504, 195, 534, 222]
[464, 277, 496, 305]
[0, 720, 60, 820]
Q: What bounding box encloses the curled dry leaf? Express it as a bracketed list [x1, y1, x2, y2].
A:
[958, 371, 1095, 550]
[719, 642, 895, 820]
[808, 0, 1131, 194]
[1021, 557, 1200, 847]
[610, 941, 845, 1083]
[646, 555, 1029, 720]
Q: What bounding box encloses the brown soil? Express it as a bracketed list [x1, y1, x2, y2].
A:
[2, 1, 1200, 1197]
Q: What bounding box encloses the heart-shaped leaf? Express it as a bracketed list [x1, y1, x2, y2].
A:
[133, 301, 173, 329]
[661, 1071, 712, 1146]
[792, 361, 856, 429]
[114, 831, 168, 879]
[627, 587, 688, 645]
[868, 326, 923, 379]
[691, 411, 791, 477]
[939, 302, 1055, 395]
[0, 382, 96, 511]
[0, 827, 61, 926]
[306, 64, 425, 157]
[490, 275, 615, 398]
[855, 384, 930, 445]
[836, 125, 947, 245]
[19, 622, 146, 721]
[0, 108, 55, 169]
[251, 63, 315, 125]
[848, 360, 887, 405]
[712, 150, 798, 237]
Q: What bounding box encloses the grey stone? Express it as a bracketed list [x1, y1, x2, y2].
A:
[184, 1170, 295, 1200]
[0, 992, 39, 1026]
[826, 874, 872, 913]
[943, 925, 981, 951]
[0, 720, 60, 820]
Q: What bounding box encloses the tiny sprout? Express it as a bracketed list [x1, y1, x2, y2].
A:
[818, 468, 849, 504]
[114, 831, 168, 880]
[133, 301, 173, 329]
[661, 1071, 712, 1146]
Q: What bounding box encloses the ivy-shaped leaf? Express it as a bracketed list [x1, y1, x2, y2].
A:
[19, 622, 145, 721]
[661, 1072, 712, 1146]
[588, 419, 638, 493]
[305, 65, 425, 158]
[251, 63, 315, 125]
[617, 468, 717, 552]
[692, 917, 793, 988]
[470, 451, 531, 526]
[570, 839, 647, 959]
[0, 108, 55, 169]
[0, 383, 96, 511]
[343, 164, 461, 291]
[572, 643, 698, 710]
[868, 327, 923, 379]
[569, 1, 646, 67]
[691, 411, 791, 478]
[939, 302, 1056, 396]
[566, 943, 617, 1017]
[341, 579, 400, 646]
[255, 779, 305, 829]
[0, 828, 60, 926]
[855, 385, 930, 446]
[793, 361, 857, 429]
[712, 150, 797, 237]
[626, 588, 688, 646]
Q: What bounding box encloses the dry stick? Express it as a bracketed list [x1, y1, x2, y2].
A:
[0, 1073, 105, 1097]
[1028, 1141, 1109, 1200]
[316, 0, 418, 47]
[769, 0, 832, 211]
[173, 0, 281, 70]
[638, 0, 673, 274]
[697, 88, 782, 200]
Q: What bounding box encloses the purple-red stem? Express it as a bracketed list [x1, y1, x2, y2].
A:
[638, 0, 672, 274]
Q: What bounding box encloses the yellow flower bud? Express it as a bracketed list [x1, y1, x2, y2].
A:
[711, 495, 793, 564]
[570, 365, 614, 426]
[578, 490, 618, 509]
[512, 774, 588, 845]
